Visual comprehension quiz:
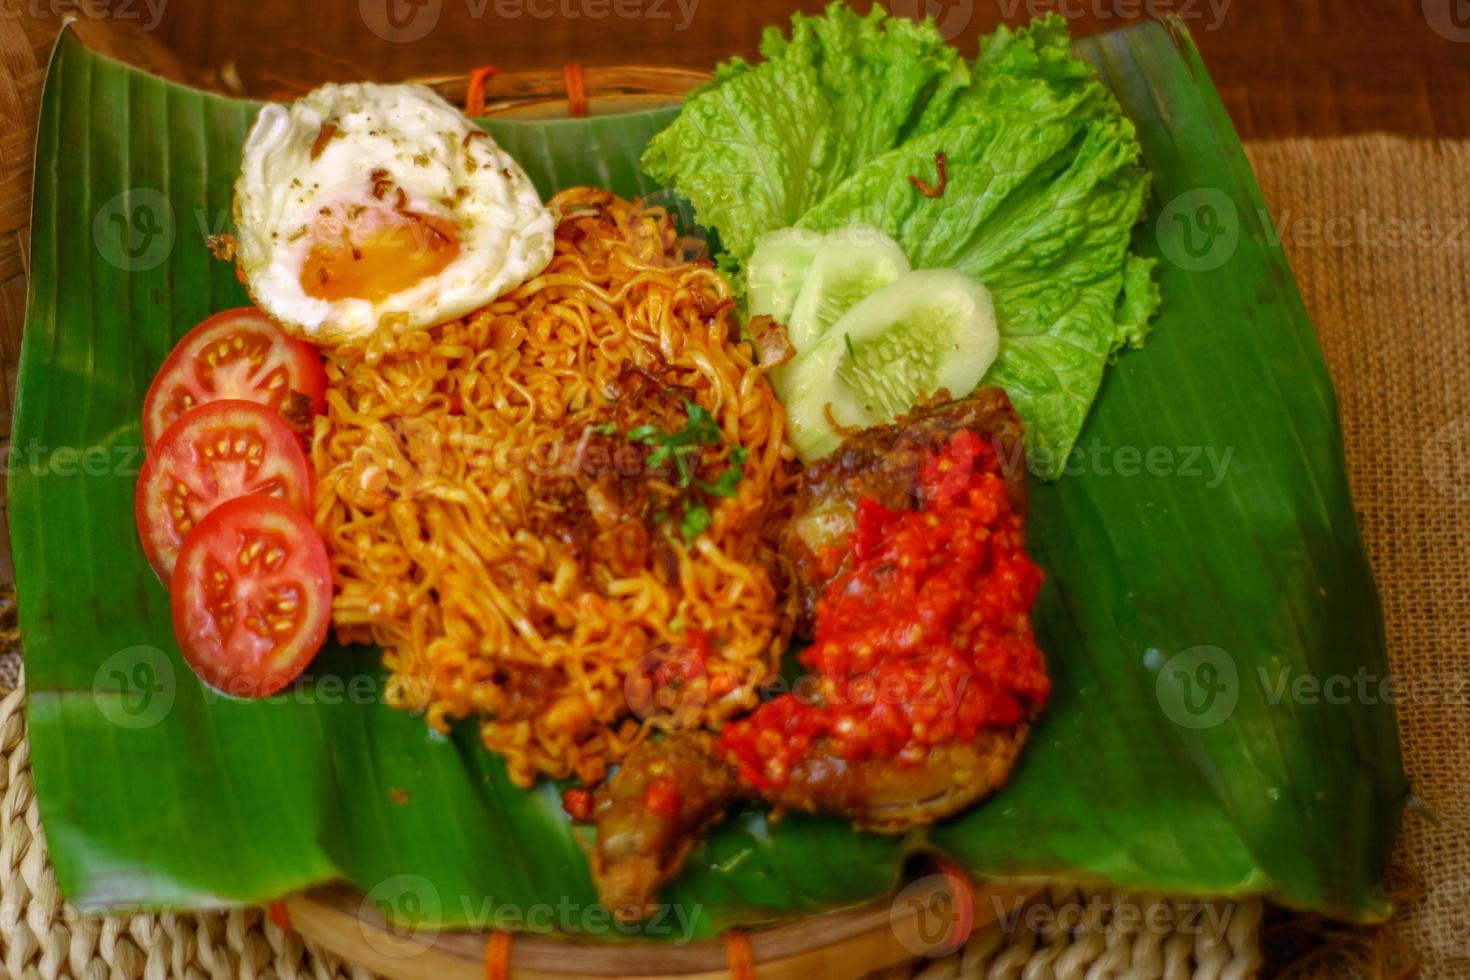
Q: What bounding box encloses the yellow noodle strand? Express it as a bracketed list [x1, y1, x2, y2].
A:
[312, 189, 793, 787]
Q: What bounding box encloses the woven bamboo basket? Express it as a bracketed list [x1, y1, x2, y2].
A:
[289, 879, 1038, 980]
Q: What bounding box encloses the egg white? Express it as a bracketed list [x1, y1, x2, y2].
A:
[233, 82, 554, 345]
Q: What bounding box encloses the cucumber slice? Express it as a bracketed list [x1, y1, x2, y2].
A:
[784, 225, 910, 351]
[746, 228, 823, 326]
[781, 269, 1000, 463]
[746, 224, 910, 352]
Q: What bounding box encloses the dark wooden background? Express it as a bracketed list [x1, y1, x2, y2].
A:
[148, 0, 1470, 139]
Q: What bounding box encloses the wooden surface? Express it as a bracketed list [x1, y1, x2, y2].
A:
[12, 0, 1469, 140]
[146, 0, 1470, 140]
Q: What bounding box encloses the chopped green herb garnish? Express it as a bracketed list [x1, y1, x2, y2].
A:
[700, 469, 742, 497]
[680, 504, 712, 542]
[632, 402, 749, 541]
[844, 333, 856, 358]
[591, 422, 619, 436]
[700, 446, 750, 498]
[631, 401, 726, 489]
[678, 403, 723, 443]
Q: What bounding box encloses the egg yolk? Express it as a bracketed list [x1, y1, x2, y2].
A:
[300, 203, 460, 303]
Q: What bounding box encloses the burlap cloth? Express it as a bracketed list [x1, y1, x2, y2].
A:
[0, 134, 1462, 978]
[1245, 136, 1470, 976]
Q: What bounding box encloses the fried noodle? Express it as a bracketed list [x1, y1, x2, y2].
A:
[311, 189, 793, 787]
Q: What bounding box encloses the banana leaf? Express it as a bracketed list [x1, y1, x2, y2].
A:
[11, 19, 1404, 937]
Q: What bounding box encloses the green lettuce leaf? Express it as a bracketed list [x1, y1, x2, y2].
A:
[643, 7, 1159, 476]
[641, 4, 964, 265]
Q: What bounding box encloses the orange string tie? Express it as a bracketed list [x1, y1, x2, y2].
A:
[563, 63, 588, 119]
[933, 857, 978, 953]
[266, 900, 292, 933]
[723, 928, 754, 980]
[465, 65, 499, 118]
[485, 930, 513, 980]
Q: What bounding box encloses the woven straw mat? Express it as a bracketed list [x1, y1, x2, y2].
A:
[1, 135, 1464, 979]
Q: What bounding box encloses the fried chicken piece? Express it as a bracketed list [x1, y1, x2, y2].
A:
[592, 389, 1045, 920]
[589, 732, 738, 918]
[765, 729, 1030, 831]
[780, 387, 1027, 633]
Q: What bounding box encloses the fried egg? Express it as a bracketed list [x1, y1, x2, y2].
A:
[234, 82, 554, 345]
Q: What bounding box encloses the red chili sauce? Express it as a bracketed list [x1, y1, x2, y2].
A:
[720, 429, 1050, 790]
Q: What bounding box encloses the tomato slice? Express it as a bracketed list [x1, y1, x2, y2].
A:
[171, 495, 332, 698]
[142, 307, 327, 447]
[136, 400, 313, 582]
